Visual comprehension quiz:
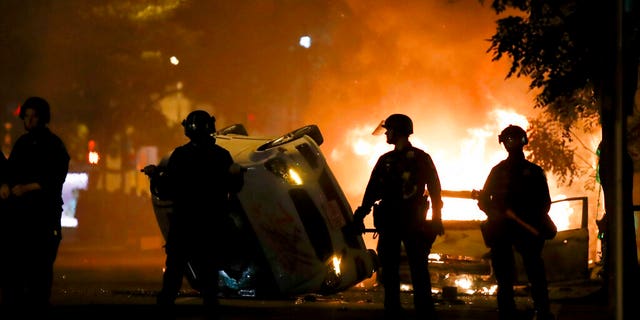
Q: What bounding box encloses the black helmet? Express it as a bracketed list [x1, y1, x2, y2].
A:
[498, 125, 528, 145]
[382, 114, 413, 136]
[182, 110, 216, 139]
[20, 96, 51, 124]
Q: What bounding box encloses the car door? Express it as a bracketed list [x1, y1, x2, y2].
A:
[514, 196, 590, 283]
[429, 194, 591, 290]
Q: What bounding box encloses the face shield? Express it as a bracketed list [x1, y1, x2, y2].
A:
[372, 120, 386, 136]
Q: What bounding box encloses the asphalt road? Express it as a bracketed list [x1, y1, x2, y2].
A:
[32, 245, 611, 320]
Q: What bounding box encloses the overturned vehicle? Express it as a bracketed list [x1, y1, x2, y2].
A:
[146, 124, 378, 298]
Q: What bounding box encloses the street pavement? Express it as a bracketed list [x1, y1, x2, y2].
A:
[38, 246, 612, 320]
[44, 289, 612, 320]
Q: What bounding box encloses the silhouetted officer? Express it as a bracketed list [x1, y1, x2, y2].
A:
[146, 110, 244, 315]
[476, 125, 555, 320]
[353, 114, 444, 319]
[0, 151, 9, 303]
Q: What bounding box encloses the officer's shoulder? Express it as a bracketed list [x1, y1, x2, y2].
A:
[495, 159, 510, 169]
[380, 149, 395, 158]
[174, 144, 190, 151]
[410, 146, 430, 158]
[171, 144, 190, 155]
[213, 143, 232, 153]
[527, 161, 545, 173]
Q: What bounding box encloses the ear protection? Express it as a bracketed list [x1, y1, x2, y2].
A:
[182, 110, 216, 139]
[498, 134, 528, 145]
[498, 125, 528, 145]
[181, 117, 216, 134]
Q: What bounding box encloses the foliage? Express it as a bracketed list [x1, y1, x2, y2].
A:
[0, 0, 189, 161]
[526, 117, 576, 185]
[526, 110, 600, 189]
[487, 1, 605, 110]
[0, 0, 328, 160]
[485, 0, 610, 186]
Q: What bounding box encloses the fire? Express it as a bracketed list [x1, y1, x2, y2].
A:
[330, 108, 589, 253]
[338, 108, 534, 221]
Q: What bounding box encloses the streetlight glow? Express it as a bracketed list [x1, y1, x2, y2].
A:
[299, 35, 311, 49]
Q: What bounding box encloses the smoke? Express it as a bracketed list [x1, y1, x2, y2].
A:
[305, 0, 534, 137]
[292, 0, 537, 201]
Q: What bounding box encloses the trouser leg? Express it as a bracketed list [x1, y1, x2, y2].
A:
[195, 254, 220, 308]
[158, 241, 188, 305]
[491, 245, 517, 320]
[404, 234, 436, 318]
[379, 232, 402, 312]
[520, 247, 552, 317]
[31, 237, 59, 307]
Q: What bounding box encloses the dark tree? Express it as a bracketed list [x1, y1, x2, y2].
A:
[0, 1, 192, 168]
[485, 0, 639, 316]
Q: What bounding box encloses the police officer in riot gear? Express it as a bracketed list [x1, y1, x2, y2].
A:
[353, 113, 444, 319]
[147, 110, 244, 314]
[476, 125, 555, 320]
[2, 96, 70, 310]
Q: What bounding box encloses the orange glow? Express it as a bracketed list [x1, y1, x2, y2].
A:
[329, 107, 596, 253]
[294, 0, 603, 259]
[339, 108, 531, 222]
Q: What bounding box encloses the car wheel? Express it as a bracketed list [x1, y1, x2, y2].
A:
[257, 125, 323, 151]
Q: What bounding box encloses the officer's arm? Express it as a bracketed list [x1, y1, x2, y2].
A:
[357, 157, 385, 214]
[352, 158, 385, 233]
[228, 162, 246, 193]
[423, 154, 443, 221]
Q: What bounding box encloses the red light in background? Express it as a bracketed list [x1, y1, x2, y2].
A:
[87, 139, 99, 164]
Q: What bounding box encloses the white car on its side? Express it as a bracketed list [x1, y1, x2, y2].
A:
[147, 124, 378, 298]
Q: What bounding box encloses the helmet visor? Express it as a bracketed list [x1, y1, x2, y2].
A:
[372, 120, 386, 135]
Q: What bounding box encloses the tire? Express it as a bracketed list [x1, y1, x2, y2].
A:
[257, 125, 323, 151]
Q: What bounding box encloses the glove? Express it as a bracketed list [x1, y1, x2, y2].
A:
[431, 219, 445, 236]
[353, 206, 370, 220]
[351, 206, 370, 234]
[141, 164, 157, 177]
[229, 162, 247, 175]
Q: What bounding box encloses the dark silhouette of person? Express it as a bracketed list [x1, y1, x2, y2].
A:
[2, 96, 70, 309]
[0, 151, 10, 303]
[352, 114, 444, 319]
[476, 125, 554, 320]
[144, 110, 244, 315]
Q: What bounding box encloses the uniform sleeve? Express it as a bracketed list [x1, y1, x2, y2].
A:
[422, 153, 443, 219]
[6, 133, 69, 207]
[164, 147, 184, 200]
[531, 165, 551, 216]
[478, 166, 498, 216]
[360, 157, 384, 210]
[226, 152, 244, 194]
[44, 137, 70, 194]
[0, 152, 7, 185]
